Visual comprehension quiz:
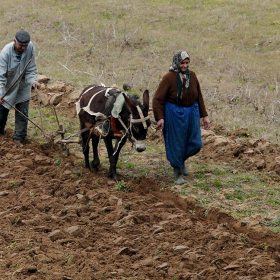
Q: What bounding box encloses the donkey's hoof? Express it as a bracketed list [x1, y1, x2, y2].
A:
[91, 161, 100, 169]
[108, 172, 118, 182]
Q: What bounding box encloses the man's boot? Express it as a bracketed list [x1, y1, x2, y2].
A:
[174, 167, 187, 185]
[14, 101, 28, 142]
[0, 105, 9, 136]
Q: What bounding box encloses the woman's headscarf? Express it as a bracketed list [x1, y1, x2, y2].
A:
[169, 50, 190, 73]
[169, 50, 191, 104]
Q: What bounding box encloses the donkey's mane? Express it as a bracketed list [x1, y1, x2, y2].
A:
[129, 94, 142, 107]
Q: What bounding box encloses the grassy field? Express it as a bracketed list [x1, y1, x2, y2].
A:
[1, 0, 280, 142]
[2, 0, 280, 232]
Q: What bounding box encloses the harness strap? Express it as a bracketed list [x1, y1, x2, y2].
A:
[78, 85, 97, 102]
[130, 105, 150, 129]
[76, 87, 119, 116]
[75, 87, 104, 115]
[104, 87, 118, 98]
[118, 116, 129, 134]
[82, 89, 105, 114]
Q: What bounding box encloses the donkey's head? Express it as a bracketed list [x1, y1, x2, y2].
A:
[123, 90, 150, 152]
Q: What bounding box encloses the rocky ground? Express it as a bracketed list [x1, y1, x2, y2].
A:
[1, 78, 280, 280]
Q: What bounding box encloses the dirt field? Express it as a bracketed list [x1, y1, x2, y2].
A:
[1, 80, 280, 280]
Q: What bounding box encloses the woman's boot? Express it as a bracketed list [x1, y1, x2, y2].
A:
[183, 163, 189, 176]
[174, 167, 187, 185]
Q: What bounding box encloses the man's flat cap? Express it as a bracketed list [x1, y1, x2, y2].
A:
[15, 30, 30, 45]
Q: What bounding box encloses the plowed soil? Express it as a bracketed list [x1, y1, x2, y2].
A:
[1, 80, 280, 280]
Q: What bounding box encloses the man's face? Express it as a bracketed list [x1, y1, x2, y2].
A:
[14, 39, 28, 54]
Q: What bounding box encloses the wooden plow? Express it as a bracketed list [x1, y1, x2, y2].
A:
[0, 59, 88, 155]
[11, 98, 87, 156]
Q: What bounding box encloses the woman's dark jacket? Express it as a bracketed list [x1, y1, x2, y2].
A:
[152, 71, 208, 121]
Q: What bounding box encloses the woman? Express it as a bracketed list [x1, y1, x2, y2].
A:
[152, 50, 210, 185]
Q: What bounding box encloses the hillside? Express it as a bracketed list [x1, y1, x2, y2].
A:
[1, 0, 280, 142]
[1, 0, 280, 279]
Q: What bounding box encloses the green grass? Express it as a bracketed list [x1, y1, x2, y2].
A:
[10, 182, 19, 191]
[114, 180, 133, 193]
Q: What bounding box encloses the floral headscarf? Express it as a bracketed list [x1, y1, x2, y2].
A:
[169, 50, 191, 104]
[169, 50, 190, 73]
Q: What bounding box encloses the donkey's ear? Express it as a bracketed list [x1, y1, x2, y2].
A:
[142, 90, 149, 114]
[123, 92, 135, 113]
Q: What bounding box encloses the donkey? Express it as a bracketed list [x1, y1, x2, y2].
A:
[76, 84, 150, 181]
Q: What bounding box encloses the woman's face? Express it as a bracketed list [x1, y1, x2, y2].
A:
[179, 58, 190, 72]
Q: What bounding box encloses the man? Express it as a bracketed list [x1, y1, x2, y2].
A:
[0, 29, 40, 143]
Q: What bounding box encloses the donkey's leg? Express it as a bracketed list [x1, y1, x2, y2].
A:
[81, 132, 90, 168]
[91, 136, 100, 169]
[104, 137, 127, 181]
[103, 137, 116, 180]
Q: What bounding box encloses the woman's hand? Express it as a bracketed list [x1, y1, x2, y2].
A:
[203, 116, 210, 130]
[155, 119, 164, 130]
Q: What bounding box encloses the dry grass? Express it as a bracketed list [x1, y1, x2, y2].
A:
[1, 0, 280, 143]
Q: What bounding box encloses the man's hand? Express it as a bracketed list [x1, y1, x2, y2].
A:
[32, 81, 41, 90]
[155, 119, 164, 130]
[0, 96, 4, 105]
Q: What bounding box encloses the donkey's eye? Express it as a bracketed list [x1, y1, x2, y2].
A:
[133, 126, 139, 133]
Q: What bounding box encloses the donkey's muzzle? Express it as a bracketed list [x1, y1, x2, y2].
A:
[136, 143, 146, 152]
